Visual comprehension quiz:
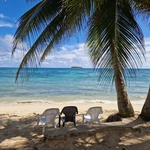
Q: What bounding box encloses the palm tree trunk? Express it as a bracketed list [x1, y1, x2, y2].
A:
[110, 34, 134, 117]
[114, 68, 134, 117]
[140, 87, 150, 121]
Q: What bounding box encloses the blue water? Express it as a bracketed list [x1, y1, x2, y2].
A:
[0, 68, 149, 104]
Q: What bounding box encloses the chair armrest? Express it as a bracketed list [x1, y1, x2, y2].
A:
[37, 114, 43, 120]
[58, 115, 65, 127]
[37, 115, 42, 128]
[82, 114, 85, 124]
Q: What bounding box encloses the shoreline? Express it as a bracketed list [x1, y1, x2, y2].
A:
[0, 102, 143, 116]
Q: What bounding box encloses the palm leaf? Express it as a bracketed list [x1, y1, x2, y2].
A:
[87, 0, 145, 86]
[13, 0, 96, 81]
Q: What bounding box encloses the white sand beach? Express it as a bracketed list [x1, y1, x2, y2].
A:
[0, 102, 150, 150]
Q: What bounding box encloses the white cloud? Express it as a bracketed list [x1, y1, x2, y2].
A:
[1, 35, 150, 68]
[0, 34, 25, 67]
[0, 34, 28, 50]
[0, 21, 13, 27]
[42, 43, 92, 68]
[0, 13, 14, 28]
[0, 34, 92, 68]
[0, 13, 5, 18]
[0, 34, 13, 48]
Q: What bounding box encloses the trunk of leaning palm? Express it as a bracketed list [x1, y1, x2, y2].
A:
[140, 87, 150, 121]
[114, 67, 134, 117]
[110, 37, 134, 117]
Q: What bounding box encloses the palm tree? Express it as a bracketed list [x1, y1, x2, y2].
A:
[12, 0, 149, 117]
[140, 87, 150, 121]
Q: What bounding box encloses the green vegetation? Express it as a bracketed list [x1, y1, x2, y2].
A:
[71, 66, 82, 68]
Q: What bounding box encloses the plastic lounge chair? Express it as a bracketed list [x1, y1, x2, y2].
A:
[37, 108, 59, 133]
[59, 106, 78, 127]
[82, 107, 103, 124]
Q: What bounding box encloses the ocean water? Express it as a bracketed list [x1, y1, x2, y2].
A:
[0, 68, 149, 105]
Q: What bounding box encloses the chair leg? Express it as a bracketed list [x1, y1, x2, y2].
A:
[42, 125, 45, 134]
[82, 115, 84, 124]
[52, 122, 56, 128]
[63, 122, 65, 127]
[37, 117, 40, 128]
[73, 116, 76, 126]
[54, 123, 57, 128]
[58, 116, 61, 127]
[37, 121, 39, 129]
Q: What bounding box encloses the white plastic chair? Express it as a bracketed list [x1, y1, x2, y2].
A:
[37, 108, 59, 133]
[82, 107, 103, 124]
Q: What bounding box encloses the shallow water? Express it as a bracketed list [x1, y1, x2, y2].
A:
[0, 68, 149, 105]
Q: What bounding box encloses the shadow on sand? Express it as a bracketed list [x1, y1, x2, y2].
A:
[0, 113, 150, 150]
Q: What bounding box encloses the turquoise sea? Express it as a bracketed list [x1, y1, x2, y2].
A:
[0, 68, 149, 105]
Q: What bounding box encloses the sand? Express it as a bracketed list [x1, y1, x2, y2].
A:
[0, 102, 150, 150]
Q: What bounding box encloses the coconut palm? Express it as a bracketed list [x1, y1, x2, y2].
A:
[12, 0, 150, 117]
[140, 87, 150, 121]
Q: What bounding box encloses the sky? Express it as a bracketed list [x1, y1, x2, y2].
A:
[0, 0, 150, 68]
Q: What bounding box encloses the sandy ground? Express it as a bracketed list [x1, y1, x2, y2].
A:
[0, 102, 150, 150]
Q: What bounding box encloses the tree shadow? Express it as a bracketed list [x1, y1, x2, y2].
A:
[0, 113, 150, 150]
[44, 125, 150, 150]
[43, 113, 150, 150]
[0, 113, 48, 150]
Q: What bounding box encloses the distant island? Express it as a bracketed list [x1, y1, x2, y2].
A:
[71, 66, 82, 68]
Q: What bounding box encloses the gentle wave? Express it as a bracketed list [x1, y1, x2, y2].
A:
[0, 99, 145, 105]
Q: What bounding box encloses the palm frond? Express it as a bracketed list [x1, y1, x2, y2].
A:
[12, 0, 62, 53]
[13, 0, 63, 81]
[13, 0, 97, 81]
[87, 0, 145, 86]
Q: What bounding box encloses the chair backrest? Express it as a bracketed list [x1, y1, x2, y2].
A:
[60, 106, 78, 121]
[87, 107, 103, 120]
[42, 108, 59, 124]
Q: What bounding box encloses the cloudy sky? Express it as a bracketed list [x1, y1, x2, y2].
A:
[0, 0, 150, 68]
